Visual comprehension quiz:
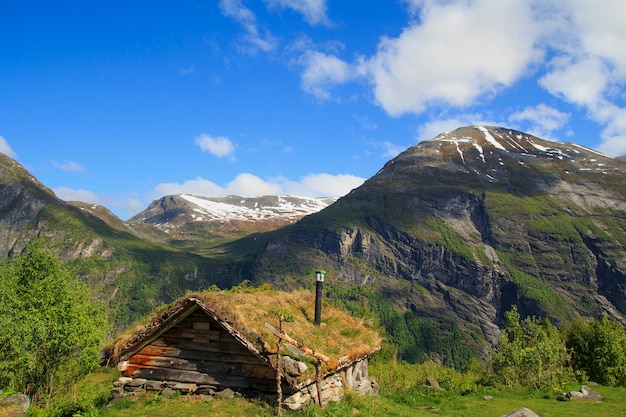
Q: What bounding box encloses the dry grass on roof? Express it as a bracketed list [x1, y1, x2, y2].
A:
[104, 285, 382, 372]
[191, 287, 382, 369]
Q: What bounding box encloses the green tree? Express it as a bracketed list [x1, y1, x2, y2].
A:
[564, 316, 626, 386]
[492, 306, 572, 389]
[0, 241, 108, 404]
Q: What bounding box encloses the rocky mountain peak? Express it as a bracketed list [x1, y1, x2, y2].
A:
[130, 194, 336, 232]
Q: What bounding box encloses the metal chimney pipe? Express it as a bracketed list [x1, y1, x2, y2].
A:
[314, 270, 325, 326]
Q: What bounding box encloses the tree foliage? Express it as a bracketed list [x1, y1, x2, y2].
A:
[492, 306, 572, 389]
[0, 241, 108, 403]
[564, 316, 626, 386]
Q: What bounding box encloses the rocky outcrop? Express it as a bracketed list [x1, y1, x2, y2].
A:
[0, 394, 30, 417]
[256, 126, 626, 353]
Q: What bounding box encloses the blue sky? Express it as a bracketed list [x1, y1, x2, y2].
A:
[1, 0, 625, 220]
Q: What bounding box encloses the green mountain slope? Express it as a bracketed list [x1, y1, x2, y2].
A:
[252, 126, 626, 365]
[2, 126, 625, 367]
[0, 154, 249, 331]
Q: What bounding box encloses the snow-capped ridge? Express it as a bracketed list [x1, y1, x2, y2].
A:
[131, 194, 336, 231]
[430, 125, 620, 173]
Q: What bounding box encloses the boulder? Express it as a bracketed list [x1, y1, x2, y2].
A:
[215, 388, 235, 399]
[0, 394, 30, 417]
[282, 356, 308, 376]
[566, 391, 584, 400]
[580, 385, 602, 402]
[503, 408, 541, 417]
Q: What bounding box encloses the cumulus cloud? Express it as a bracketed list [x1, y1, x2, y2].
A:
[415, 114, 489, 142]
[52, 160, 85, 172]
[360, 0, 544, 116]
[154, 177, 225, 197]
[281, 173, 365, 197]
[537, 0, 626, 156]
[54, 186, 100, 203]
[219, 0, 277, 53]
[299, 50, 353, 100]
[195, 134, 236, 158]
[264, 0, 329, 25]
[153, 172, 365, 200]
[377, 141, 406, 159]
[0, 136, 17, 158]
[508, 104, 570, 139]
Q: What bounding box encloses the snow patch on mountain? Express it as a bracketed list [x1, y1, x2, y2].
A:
[180, 194, 332, 222]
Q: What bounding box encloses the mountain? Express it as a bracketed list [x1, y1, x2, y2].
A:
[0, 154, 333, 330]
[129, 194, 334, 253]
[0, 154, 253, 330]
[251, 126, 626, 363]
[2, 126, 625, 367]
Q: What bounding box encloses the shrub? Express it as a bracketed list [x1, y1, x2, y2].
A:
[564, 316, 626, 386]
[492, 306, 573, 390]
[0, 241, 108, 404]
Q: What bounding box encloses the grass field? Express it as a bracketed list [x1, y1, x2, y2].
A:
[77, 369, 625, 417]
[21, 359, 626, 417]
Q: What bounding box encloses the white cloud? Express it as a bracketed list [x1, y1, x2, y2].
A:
[508, 104, 570, 139]
[54, 186, 99, 204]
[227, 173, 283, 195]
[299, 50, 353, 100]
[537, 0, 626, 156]
[52, 160, 85, 172]
[595, 104, 626, 156]
[540, 56, 609, 107]
[361, 0, 544, 116]
[153, 172, 365, 200]
[154, 177, 225, 197]
[281, 173, 365, 197]
[219, 0, 278, 53]
[415, 114, 488, 142]
[379, 141, 406, 159]
[0, 136, 17, 158]
[264, 0, 329, 25]
[195, 134, 236, 158]
[52, 186, 146, 220]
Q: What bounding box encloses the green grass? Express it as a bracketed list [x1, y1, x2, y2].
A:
[71, 380, 626, 417]
[28, 356, 626, 417]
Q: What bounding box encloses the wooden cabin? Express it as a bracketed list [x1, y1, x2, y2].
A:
[103, 288, 381, 410]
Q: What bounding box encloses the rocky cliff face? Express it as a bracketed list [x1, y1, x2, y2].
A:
[255, 126, 626, 351]
[0, 153, 66, 257]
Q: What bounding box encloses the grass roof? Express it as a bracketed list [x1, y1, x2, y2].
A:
[105, 284, 382, 373]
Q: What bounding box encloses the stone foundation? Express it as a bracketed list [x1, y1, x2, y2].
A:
[112, 373, 378, 411]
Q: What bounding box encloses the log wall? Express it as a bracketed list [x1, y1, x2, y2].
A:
[121, 311, 278, 393]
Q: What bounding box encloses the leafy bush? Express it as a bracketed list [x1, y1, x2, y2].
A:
[564, 316, 626, 386]
[0, 241, 108, 404]
[491, 306, 573, 390]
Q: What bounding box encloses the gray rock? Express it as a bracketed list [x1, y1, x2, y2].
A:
[566, 391, 584, 400]
[110, 387, 125, 398]
[580, 385, 602, 402]
[482, 395, 493, 401]
[282, 356, 308, 376]
[161, 387, 177, 399]
[0, 394, 30, 417]
[215, 388, 235, 399]
[173, 383, 197, 394]
[144, 380, 163, 391]
[503, 407, 541, 417]
[125, 378, 147, 387]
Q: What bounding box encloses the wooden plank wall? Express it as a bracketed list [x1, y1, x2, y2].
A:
[122, 311, 278, 393]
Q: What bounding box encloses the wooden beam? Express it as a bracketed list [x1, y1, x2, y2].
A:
[264, 323, 329, 363]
